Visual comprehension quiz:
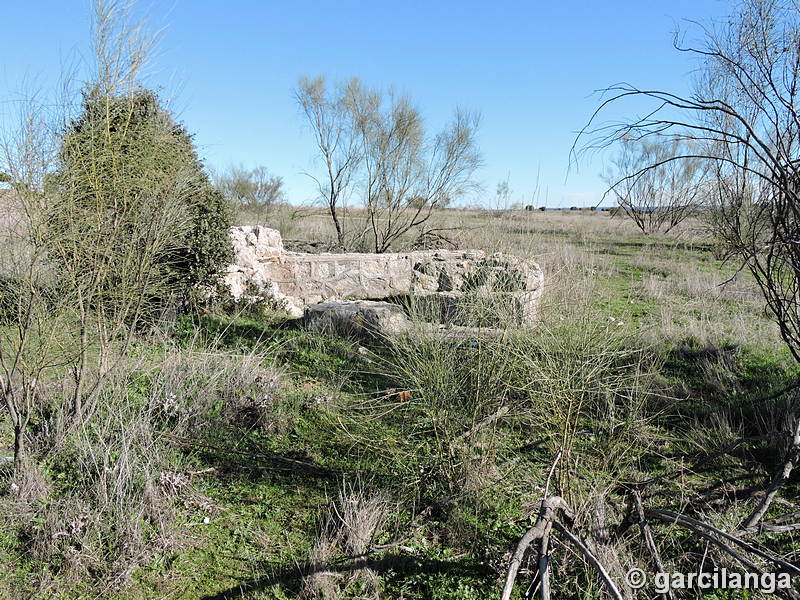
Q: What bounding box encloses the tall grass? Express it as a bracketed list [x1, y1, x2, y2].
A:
[0, 339, 284, 596]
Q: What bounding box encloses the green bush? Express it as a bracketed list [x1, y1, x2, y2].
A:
[52, 86, 232, 310]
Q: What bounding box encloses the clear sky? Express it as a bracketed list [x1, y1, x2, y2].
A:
[1, 0, 732, 207]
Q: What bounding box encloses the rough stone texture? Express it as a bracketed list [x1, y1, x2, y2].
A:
[223, 225, 544, 325]
[224, 226, 301, 316]
[303, 299, 516, 340]
[304, 300, 412, 337]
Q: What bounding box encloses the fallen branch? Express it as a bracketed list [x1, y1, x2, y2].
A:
[741, 416, 800, 530]
[538, 518, 554, 600]
[732, 522, 800, 537]
[634, 492, 675, 600]
[551, 521, 626, 600]
[502, 495, 627, 600]
[452, 405, 509, 445]
[646, 509, 800, 577]
[500, 496, 572, 600]
[645, 509, 800, 600]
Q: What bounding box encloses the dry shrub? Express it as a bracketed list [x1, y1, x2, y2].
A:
[460, 449, 503, 497]
[3, 343, 284, 591]
[639, 273, 671, 302]
[19, 371, 177, 583]
[304, 528, 342, 600]
[302, 484, 391, 600]
[336, 486, 389, 556]
[638, 265, 765, 311]
[697, 347, 744, 397]
[650, 300, 781, 351]
[7, 456, 50, 504]
[147, 345, 285, 435]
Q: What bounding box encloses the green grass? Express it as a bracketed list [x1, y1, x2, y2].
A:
[2, 212, 799, 599]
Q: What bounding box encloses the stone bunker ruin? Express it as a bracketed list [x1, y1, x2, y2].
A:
[223, 226, 544, 336]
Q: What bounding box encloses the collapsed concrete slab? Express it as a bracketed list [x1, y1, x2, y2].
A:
[223, 226, 544, 326]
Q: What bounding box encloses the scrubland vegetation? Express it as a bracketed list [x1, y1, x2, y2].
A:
[1, 0, 799, 599]
[1, 202, 797, 599]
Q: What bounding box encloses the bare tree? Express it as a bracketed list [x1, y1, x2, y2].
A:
[297, 76, 481, 252]
[295, 76, 362, 249]
[493, 176, 513, 211]
[353, 87, 481, 252]
[216, 165, 285, 225]
[574, 0, 800, 534]
[0, 91, 64, 473]
[604, 136, 706, 234]
[575, 0, 800, 361]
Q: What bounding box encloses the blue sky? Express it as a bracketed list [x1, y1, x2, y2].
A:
[1, 1, 732, 207]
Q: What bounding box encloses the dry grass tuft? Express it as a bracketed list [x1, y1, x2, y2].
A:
[302, 483, 391, 599]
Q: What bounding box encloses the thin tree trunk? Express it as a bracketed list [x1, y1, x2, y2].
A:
[329, 201, 344, 249]
[13, 422, 25, 473]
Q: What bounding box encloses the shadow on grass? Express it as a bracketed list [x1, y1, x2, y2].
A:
[178, 313, 390, 392]
[173, 432, 341, 482]
[662, 337, 799, 408]
[603, 239, 716, 253]
[201, 552, 493, 600]
[176, 313, 302, 352]
[170, 312, 413, 494]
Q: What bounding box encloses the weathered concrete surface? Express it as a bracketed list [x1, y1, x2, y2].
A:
[303, 299, 516, 340]
[223, 226, 544, 325]
[304, 300, 411, 337]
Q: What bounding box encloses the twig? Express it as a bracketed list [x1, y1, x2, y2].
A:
[550, 522, 626, 600]
[543, 451, 562, 499]
[646, 509, 800, 576]
[634, 492, 675, 600]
